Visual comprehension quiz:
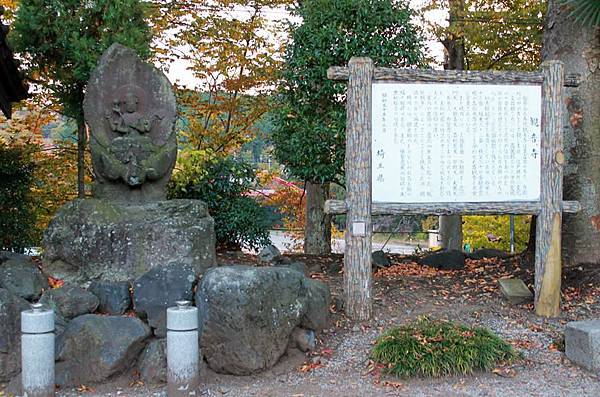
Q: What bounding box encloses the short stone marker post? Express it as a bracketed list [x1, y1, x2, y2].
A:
[565, 320, 600, 372]
[167, 300, 199, 396]
[21, 302, 55, 397]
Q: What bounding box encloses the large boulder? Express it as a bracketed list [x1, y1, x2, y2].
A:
[42, 199, 216, 283]
[133, 263, 196, 337]
[138, 338, 167, 384]
[0, 251, 30, 262]
[39, 284, 99, 319]
[196, 266, 330, 375]
[419, 249, 466, 270]
[0, 289, 29, 382]
[89, 280, 131, 315]
[0, 256, 48, 300]
[372, 250, 391, 268]
[56, 314, 151, 386]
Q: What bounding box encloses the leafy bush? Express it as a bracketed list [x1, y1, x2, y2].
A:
[463, 215, 531, 252]
[0, 145, 37, 252]
[168, 155, 272, 251]
[372, 317, 518, 378]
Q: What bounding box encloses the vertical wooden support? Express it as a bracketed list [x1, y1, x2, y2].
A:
[535, 61, 564, 317]
[344, 57, 373, 321]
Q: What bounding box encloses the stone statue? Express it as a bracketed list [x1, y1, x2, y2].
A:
[43, 44, 216, 283]
[84, 43, 177, 202]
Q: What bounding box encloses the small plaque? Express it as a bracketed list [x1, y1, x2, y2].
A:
[352, 221, 366, 237]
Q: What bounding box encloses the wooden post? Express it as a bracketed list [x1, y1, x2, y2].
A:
[535, 61, 565, 317]
[344, 57, 373, 321]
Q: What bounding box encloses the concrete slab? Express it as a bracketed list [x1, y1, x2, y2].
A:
[498, 278, 532, 305]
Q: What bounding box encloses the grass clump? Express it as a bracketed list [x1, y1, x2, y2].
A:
[372, 317, 519, 378]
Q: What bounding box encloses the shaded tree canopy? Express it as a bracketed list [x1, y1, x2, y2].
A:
[272, 0, 425, 186]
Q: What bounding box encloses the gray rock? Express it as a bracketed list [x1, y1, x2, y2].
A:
[56, 314, 151, 386]
[332, 295, 344, 312]
[565, 320, 600, 372]
[6, 374, 22, 396]
[290, 328, 316, 352]
[258, 244, 281, 263]
[0, 251, 30, 263]
[133, 263, 196, 337]
[84, 43, 177, 203]
[0, 257, 48, 300]
[326, 261, 342, 274]
[138, 339, 167, 384]
[89, 280, 131, 315]
[302, 278, 331, 331]
[196, 266, 330, 375]
[419, 249, 466, 270]
[307, 263, 322, 273]
[276, 261, 309, 277]
[39, 284, 99, 319]
[0, 288, 29, 382]
[372, 250, 391, 268]
[43, 198, 216, 283]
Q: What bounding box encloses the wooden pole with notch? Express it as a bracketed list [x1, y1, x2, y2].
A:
[535, 60, 565, 317]
[344, 57, 374, 321]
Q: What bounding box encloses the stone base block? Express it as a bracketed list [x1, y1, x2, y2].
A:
[43, 199, 216, 283]
[565, 319, 600, 372]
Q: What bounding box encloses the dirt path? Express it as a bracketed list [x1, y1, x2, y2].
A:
[7, 253, 600, 397]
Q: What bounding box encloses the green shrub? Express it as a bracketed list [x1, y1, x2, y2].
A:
[463, 215, 531, 252]
[0, 145, 37, 252]
[168, 155, 272, 251]
[372, 317, 518, 378]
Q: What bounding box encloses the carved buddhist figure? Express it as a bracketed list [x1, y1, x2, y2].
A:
[84, 43, 177, 203]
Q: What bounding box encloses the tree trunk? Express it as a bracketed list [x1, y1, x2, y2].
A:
[439, 0, 465, 251]
[439, 215, 463, 250]
[542, 1, 600, 266]
[304, 181, 332, 254]
[76, 116, 87, 198]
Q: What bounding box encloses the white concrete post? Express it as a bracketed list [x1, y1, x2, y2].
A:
[21, 303, 55, 397]
[167, 300, 199, 397]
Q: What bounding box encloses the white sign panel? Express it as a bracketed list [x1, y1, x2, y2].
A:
[372, 83, 542, 203]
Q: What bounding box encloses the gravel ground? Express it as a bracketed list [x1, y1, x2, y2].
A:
[5, 252, 600, 397]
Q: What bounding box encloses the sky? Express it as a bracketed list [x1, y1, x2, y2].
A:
[164, 0, 448, 88]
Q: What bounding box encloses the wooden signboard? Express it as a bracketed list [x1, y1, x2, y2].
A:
[325, 57, 580, 321]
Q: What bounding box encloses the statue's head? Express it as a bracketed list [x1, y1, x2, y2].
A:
[124, 93, 139, 113]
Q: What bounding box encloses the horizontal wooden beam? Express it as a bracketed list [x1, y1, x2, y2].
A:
[327, 66, 581, 87]
[324, 200, 581, 216]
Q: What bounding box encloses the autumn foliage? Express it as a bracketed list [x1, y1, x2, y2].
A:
[261, 173, 306, 251]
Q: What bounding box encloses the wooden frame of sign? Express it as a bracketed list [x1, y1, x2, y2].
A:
[325, 57, 581, 321]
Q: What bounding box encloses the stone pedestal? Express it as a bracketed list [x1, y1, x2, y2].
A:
[43, 199, 216, 283]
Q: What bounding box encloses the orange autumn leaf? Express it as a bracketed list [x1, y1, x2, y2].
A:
[47, 276, 64, 289]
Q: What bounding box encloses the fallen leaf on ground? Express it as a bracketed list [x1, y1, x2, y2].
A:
[492, 367, 517, 378]
[76, 385, 94, 393]
[299, 362, 324, 372]
[382, 380, 404, 389]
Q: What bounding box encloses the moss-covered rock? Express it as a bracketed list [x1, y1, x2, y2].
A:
[43, 198, 216, 283]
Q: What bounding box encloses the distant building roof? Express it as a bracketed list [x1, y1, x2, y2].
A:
[0, 7, 28, 119]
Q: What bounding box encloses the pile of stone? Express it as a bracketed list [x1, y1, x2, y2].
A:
[1, 255, 331, 388]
